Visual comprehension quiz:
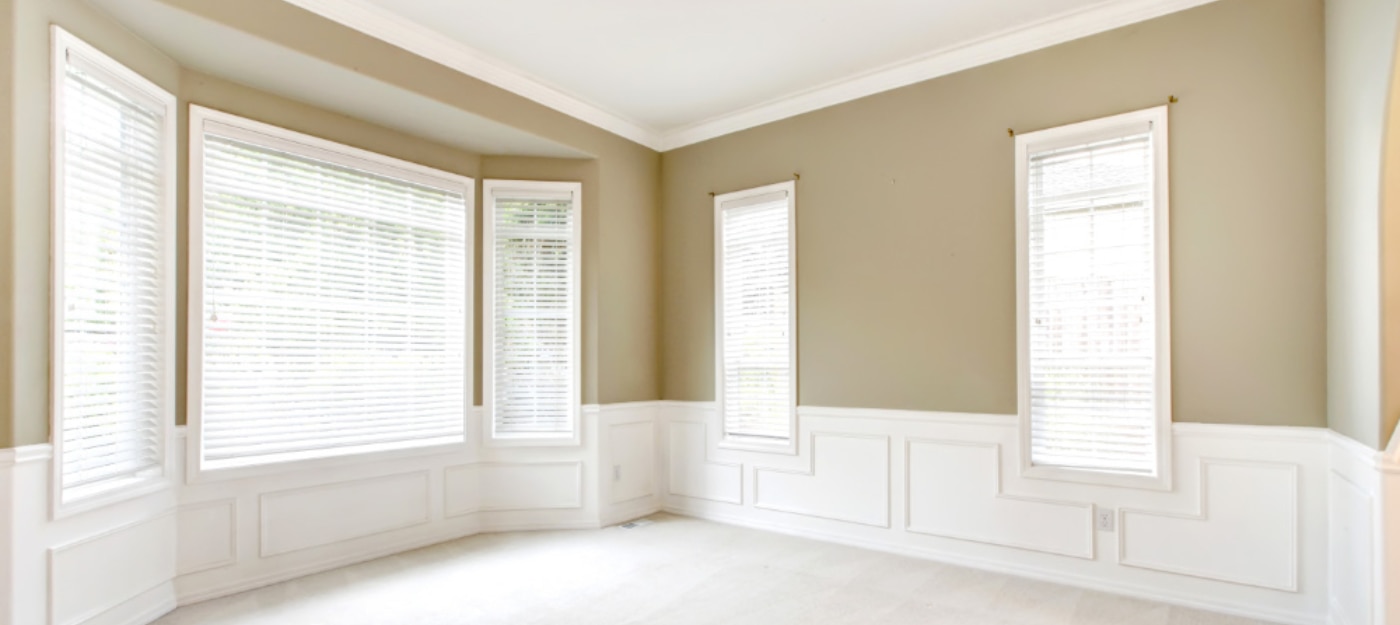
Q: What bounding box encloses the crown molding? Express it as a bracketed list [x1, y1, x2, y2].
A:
[656, 0, 1219, 150]
[277, 0, 664, 151]
[280, 0, 1219, 153]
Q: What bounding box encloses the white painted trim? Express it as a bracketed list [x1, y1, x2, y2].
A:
[714, 180, 798, 454]
[1014, 105, 1173, 491]
[276, 0, 661, 150]
[186, 105, 476, 480]
[0, 443, 54, 466]
[1328, 429, 1383, 467]
[482, 179, 584, 448]
[1176, 422, 1331, 444]
[799, 405, 1015, 426]
[49, 26, 179, 520]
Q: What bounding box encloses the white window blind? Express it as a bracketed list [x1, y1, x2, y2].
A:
[194, 108, 471, 471]
[53, 30, 175, 508]
[716, 184, 795, 445]
[1020, 110, 1168, 479]
[484, 181, 580, 442]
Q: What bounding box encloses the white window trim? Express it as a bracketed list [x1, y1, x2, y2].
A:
[1014, 105, 1172, 491]
[714, 180, 798, 455]
[482, 179, 583, 447]
[187, 105, 475, 482]
[49, 26, 179, 518]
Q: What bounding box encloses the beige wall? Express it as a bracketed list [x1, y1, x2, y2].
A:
[0, 0, 663, 447]
[660, 0, 1327, 427]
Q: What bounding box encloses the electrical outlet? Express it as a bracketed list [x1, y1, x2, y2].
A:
[1096, 509, 1115, 532]
[612, 465, 622, 482]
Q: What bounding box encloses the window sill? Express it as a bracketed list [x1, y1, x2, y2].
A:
[484, 433, 582, 448]
[719, 436, 797, 456]
[1020, 463, 1172, 491]
[184, 433, 470, 484]
[54, 472, 169, 521]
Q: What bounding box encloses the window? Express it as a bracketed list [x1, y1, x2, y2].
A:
[51, 27, 177, 512]
[1015, 106, 1171, 489]
[483, 180, 581, 444]
[190, 106, 472, 474]
[714, 181, 796, 452]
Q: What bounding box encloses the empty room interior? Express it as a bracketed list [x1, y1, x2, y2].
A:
[1, 0, 1400, 623]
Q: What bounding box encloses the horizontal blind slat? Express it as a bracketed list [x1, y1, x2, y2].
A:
[199, 129, 468, 469]
[1026, 128, 1160, 476]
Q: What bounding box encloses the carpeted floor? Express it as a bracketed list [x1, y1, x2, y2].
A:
[153, 514, 1279, 625]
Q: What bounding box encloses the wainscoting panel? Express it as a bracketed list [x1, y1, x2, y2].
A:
[667, 421, 742, 504]
[259, 471, 432, 557]
[754, 434, 890, 527]
[1119, 461, 1299, 591]
[49, 512, 177, 625]
[906, 439, 1094, 559]
[176, 499, 237, 575]
[475, 462, 584, 511]
[609, 422, 656, 504]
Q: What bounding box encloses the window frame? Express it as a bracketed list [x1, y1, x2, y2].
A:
[187, 105, 475, 481]
[1014, 106, 1173, 491]
[714, 180, 798, 455]
[482, 179, 583, 447]
[49, 26, 179, 518]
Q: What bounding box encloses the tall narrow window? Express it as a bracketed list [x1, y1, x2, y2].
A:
[483, 180, 581, 444]
[190, 106, 472, 473]
[715, 181, 796, 451]
[1015, 106, 1171, 488]
[51, 28, 177, 511]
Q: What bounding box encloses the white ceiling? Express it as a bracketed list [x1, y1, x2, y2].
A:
[90, 0, 590, 159]
[288, 0, 1217, 150]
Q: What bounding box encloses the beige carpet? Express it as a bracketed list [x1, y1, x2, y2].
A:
[153, 514, 1279, 625]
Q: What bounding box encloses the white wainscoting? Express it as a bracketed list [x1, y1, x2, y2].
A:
[3, 402, 1397, 625]
[906, 439, 1094, 559]
[0, 445, 178, 625]
[1119, 460, 1298, 591]
[754, 433, 890, 527]
[173, 404, 660, 604]
[667, 420, 742, 504]
[0, 403, 661, 625]
[657, 402, 1336, 625]
[49, 512, 178, 625]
